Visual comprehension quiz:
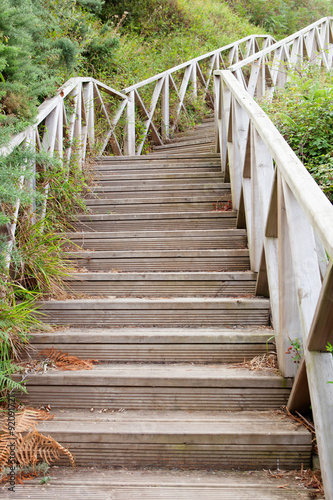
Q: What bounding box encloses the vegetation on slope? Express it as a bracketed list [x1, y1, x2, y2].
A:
[1, 0, 333, 398]
[227, 0, 333, 38]
[0, 0, 262, 399]
[261, 67, 333, 202]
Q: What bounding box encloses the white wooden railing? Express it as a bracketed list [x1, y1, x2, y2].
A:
[214, 69, 333, 499]
[0, 77, 129, 267]
[0, 35, 272, 262]
[229, 17, 333, 98]
[122, 34, 274, 155]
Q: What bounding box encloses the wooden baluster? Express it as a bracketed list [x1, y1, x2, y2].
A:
[40, 105, 59, 223]
[190, 62, 197, 100]
[277, 172, 300, 377]
[125, 91, 135, 156]
[73, 81, 83, 168]
[25, 129, 37, 224]
[84, 81, 95, 153]
[161, 74, 169, 141]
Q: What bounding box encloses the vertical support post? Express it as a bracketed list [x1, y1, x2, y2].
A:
[84, 81, 95, 151]
[55, 102, 64, 160]
[73, 81, 83, 169]
[25, 129, 37, 224]
[190, 62, 198, 100]
[277, 173, 300, 377]
[125, 91, 135, 156]
[161, 74, 170, 141]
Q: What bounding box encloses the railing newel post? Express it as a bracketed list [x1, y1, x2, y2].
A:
[125, 91, 136, 156]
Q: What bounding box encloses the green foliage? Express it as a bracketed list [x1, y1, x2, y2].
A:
[54, 38, 78, 71]
[0, 287, 43, 399]
[286, 337, 303, 364]
[228, 0, 333, 38]
[11, 218, 74, 297]
[261, 67, 333, 202]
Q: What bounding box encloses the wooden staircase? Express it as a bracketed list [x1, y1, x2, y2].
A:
[8, 118, 316, 498]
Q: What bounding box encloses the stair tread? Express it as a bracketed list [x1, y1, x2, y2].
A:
[39, 297, 269, 308]
[67, 249, 249, 257]
[0, 467, 318, 500]
[24, 363, 289, 387]
[36, 410, 310, 441]
[76, 211, 236, 221]
[30, 326, 273, 343]
[65, 229, 245, 238]
[66, 271, 256, 280]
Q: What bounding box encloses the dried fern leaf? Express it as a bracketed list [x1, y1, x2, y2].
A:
[0, 408, 55, 469]
[15, 430, 74, 467]
[39, 347, 98, 370]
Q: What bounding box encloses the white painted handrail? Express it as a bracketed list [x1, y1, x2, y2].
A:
[123, 35, 274, 155]
[214, 69, 333, 499]
[0, 77, 129, 267]
[0, 35, 272, 261]
[229, 17, 333, 98]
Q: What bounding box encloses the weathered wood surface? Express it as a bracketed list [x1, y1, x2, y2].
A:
[229, 17, 333, 98]
[0, 468, 320, 500]
[215, 68, 333, 499]
[33, 409, 311, 469]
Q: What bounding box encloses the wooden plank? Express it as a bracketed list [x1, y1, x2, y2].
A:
[287, 359, 310, 412]
[217, 70, 333, 258]
[277, 174, 300, 378]
[307, 261, 333, 351]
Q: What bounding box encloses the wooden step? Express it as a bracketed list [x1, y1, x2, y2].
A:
[97, 153, 220, 163]
[21, 364, 291, 410]
[64, 271, 256, 297]
[73, 211, 237, 232]
[95, 171, 222, 183]
[85, 195, 231, 214]
[153, 138, 215, 150]
[64, 229, 246, 251]
[0, 468, 319, 500]
[90, 180, 227, 191]
[29, 327, 275, 363]
[66, 249, 250, 272]
[34, 409, 311, 469]
[86, 186, 228, 200]
[37, 297, 270, 327]
[151, 147, 216, 157]
[95, 166, 221, 176]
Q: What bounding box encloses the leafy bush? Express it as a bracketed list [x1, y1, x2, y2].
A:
[260, 67, 333, 202]
[228, 0, 333, 38]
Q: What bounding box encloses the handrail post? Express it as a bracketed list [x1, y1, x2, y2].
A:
[162, 74, 170, 141]
[125, 91, 135, 155]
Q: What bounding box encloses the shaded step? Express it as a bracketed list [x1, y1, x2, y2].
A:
[90, 179, 227, 191]
[35, 409, 311, 469]
[64, 229, 246, 251]
[95, 171, 223, 183]
[0, 468, 318, 500]
[95, 166, 221, 175]
[98, 153, 220, 163]
[153, 138, 215, 150]
[86, 185, 228, 200]
[66, 249, 251, 272]
[73, 212, 237, 232]
[64, 271, 257, 297]
[29, 327, 275, 363]
[21, 364, 291, 410]
[151, 147, 216, 157]
[170, 128, 215, 141]
[85, 196, 231, 214]
[37, 297, 270, 327]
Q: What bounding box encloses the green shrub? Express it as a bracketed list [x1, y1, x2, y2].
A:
[260, 67, 333, 202]
[228, 0, 333, 38]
